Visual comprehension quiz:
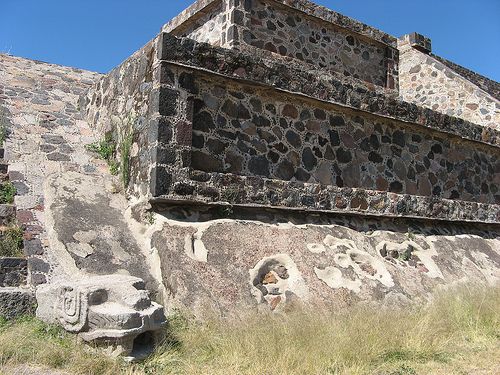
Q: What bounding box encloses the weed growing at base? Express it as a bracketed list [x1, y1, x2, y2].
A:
[0, 224, 23, 257]
[85, 134, 119, 176]
[0, 182, 15, 205]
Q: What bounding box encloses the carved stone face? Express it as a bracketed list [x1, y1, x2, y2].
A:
[37, 275, 167, 357]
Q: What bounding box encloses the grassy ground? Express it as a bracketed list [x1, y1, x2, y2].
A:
[1, 283, 500, 374]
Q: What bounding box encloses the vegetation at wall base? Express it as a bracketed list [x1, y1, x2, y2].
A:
[85, 135, 119, 176]
[1, 284, 500, 374]
[0, 224, 23, 257]
[0, 183, 15, 205]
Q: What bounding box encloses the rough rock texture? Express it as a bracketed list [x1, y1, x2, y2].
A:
[2, 0, 500, 321]
[0, 257, 28, 287]
[399, 34, 500, 130]
[36, 275, 167, 358]
[0, 288, 35, 320]
[44, 171, 160, 295]
[148, 206, 500, 315]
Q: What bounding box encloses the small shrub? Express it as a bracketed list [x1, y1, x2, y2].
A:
[0, 225, 23, 257]
[85, 135, 119, 175]
[0, 182, 15, 204]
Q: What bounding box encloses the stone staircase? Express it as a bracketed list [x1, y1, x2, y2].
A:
[0, 146, 36, 319]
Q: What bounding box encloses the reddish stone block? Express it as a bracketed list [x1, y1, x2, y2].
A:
[17, 210, 34, 224]
[176, 121, 192, 146]
[376, 176, 388, 191]
[405, 181, 418, 195]
[282, 104, 298, 119]
[419, 178, 431, 196]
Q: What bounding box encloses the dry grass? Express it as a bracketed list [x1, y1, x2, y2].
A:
[2, 283, 500, 374]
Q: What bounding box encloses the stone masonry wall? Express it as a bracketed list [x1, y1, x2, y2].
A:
[175, 1, 228, 46]
[398, 35, 500, 130]
[250, 0, 398, 89]
[83, 37, 159, 197]
[189, 73, 500, 205]
[84, 31, 500, 223]
[163, 0, 398, 89]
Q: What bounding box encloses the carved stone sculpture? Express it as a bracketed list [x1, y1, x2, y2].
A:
[36, 275, 167, 358]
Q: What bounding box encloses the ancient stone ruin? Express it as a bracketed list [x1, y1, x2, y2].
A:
[0, 0, 499, 354]
[36, 275, 167, 359]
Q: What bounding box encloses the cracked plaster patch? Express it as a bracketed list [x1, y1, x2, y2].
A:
[375, 237, 443, 279]
[310, 233, 394, 291]
[249, 254, 307, 308]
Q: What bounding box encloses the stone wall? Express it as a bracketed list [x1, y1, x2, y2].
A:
[83, 37, 159, 197]
[163, 0, 398, 89]
[398, 34, 500, 130]
[190, 73, 499, 205]
[250, 0, 397, 89]
[83, 30, 500, 224]
[167, 0, 228, 46]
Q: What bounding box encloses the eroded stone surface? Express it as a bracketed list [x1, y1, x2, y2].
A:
[36, 275, 167, 357]
[148, 207, 500, 314]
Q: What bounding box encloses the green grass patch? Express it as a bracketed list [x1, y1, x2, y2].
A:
[0, 183, 15, 204]
[0, 224, 23, 257]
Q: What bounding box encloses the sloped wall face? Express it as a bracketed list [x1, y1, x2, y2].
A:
[189, 73, 500, 205]
[398, 37, 500, 131]
[175, 1, 228, 46]
[84, 36, 169, 198]
[250, 0, 397, 89]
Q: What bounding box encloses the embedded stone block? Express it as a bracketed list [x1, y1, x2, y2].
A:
[0, 288, 35, 320]
[408, 32, 431, 53]
[36, 275, 167, 358]
[0, 257, 28, 287]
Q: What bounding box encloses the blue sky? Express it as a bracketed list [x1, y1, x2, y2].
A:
[1, 0, 499, 83]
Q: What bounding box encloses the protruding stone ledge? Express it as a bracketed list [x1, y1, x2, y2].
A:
[150, 171, 500, 224]
[162, 0, 222, 35]
[408, 32, 431, 53]
[157, 33, 500, 148]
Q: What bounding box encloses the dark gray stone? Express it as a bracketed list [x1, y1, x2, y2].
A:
[336, 148, 352, 163]
[152, 147, 177, 165]
[41, 135, 66, 144]
[276, 160, 295, 180]
[40, 144, 57, 153]
[12, 181, 29, 195]
[0, 289, 35, 320]
[28, 258, 50, 274]
[46, 152, 71, 161]
[392, 130, 406, 147]
[248, 156, 269, 177]
[193, 111, 215, 132]
[23, 238, 44, 256]
[285, 130, 301, 148]
[179, 72, 197, 94]
[158, 32, 178, 60]
[302, 147, 317, 171]
[149, 117, 173, 144]
[150, 167, 172, 196]
[158, 87, 179, 116]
